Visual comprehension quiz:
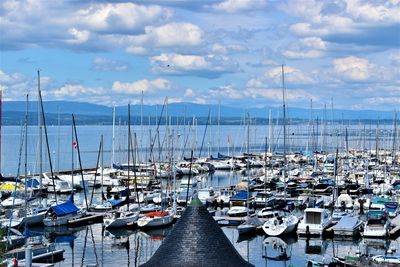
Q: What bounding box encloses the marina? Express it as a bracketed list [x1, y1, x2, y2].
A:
[1, 120, 400, 266]
[1, 1, 399, 266]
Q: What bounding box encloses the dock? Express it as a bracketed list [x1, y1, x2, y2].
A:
[67, 213, 104, 228]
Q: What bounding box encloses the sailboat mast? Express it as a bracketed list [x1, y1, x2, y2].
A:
[0, 89, 2, 175]
[282, 64, 287, 202]
[38, 70, 43, 191]
[111, 106, 115, 168]
[246, 114, 250, 214]
[127, 104, 131, 210]
[24, 93, 29, 211]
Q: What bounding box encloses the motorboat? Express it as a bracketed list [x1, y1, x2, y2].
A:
[262, 213, 299, 236]
[1, 196, 24, 209]
[297, 208, 332, 236]
[257, 207, 280, 219]
[227, 206, 250, 217]
[362, 210, 389, 238]
[137, 211, 174, 228]
[332, 215, 363, 237]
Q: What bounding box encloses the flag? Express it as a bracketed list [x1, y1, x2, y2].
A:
[227, 135, 230, 145]
[72, 140, 77, 149]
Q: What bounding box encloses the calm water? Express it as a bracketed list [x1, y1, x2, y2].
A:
[1, 124, 395, 176]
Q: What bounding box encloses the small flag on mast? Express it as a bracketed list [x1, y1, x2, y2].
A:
[227, 135, 230, 145]
[72, 140, 77, 149]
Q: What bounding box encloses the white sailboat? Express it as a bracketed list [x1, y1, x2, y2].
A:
[136, 210, 174, 228]
[262, 213, 299, 236]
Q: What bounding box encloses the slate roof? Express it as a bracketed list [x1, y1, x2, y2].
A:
[140, 197, 254, 267]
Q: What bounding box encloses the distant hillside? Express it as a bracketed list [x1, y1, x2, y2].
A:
[1, 101, 396, 125]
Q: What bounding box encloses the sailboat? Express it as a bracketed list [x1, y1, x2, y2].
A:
[262, 212, 299, 236]
[261, 65, 299, 237]
[237, 115, 262, 235]
[103, 104, 139, 228]
[42, 194, 84, 227]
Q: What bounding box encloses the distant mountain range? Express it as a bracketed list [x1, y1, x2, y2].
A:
[1, 101, 396, 125]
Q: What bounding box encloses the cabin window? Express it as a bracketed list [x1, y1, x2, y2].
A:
[306, 212, 321, 224]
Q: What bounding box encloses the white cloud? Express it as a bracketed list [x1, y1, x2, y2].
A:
[211, 43, 247, 54]
[52, 84, 104, 98]
[245, 88, 318, 102]
[208, 84, 242, 99]
[266, 66, 315, 84]
[283, 50, 323, 59]
[211, 0, 267, 13]
[92, 57, 129, 72]
[126, 22, 204, 49]
[345, 0, 400, 23]
[77, 3, 171, 34]
[150, 53, 239, 77]
[65, 28, 90, 44]
[184, 88, 194, 97]
[333, 56, 372, 81]
[112, 78, 171, 94]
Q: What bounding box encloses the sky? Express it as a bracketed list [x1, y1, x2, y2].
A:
[0, 0, 399, 111]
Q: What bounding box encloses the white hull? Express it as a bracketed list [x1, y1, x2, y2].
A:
[43, 212, 83, 227]
[1, 198, 25, 208]
[104, 212, 139, 228]
[262, 215, 299, 236]
[137, 214, 173, 228]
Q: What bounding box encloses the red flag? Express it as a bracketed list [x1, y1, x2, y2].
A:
[227, 135, 230, 145]
[72, 140, 77, 149]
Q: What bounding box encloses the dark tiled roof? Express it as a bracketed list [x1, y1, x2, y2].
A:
[140, 198, 254, 267]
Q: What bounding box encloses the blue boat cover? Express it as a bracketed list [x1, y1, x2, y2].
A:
[333, 216, 359, 230]
[230, 191, 248, 201]
[109, 199, 123, 206]
[26, 179, 40, 187]
[50, 200, 79, 216]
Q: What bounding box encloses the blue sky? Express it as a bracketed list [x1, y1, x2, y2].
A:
[0, 0, 399, 110]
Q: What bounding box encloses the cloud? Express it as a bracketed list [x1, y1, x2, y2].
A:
[52, 84, 105, 98]
[76, 3, 171, 34]
[333, 56, 372, 81]
[284, 0, 400, 48]
[184, 88, 194, 97]
[266, 66, 315, 84]
[92, 57, 129, 72]
[150, 53, 239, 78]
[211, 0, 267, 13]
[245, 88, 318, 102]
[125, 23, 204, 55]
[112, 78, 171, 94]
[208, 84, 243, 99]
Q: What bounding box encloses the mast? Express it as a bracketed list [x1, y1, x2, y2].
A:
[37, 70, 43, 191]
[0, 89, 2, 175]
[24, 94, 29, 212]
[246, 113, 250, 216]
[218, 100, 221, 154]
[111, 106, 115, 168]
[282, 64, 287, 202]
[127, 104, 131, 210]
[71, 122, 74, 193]
[268, 109, 272, 154]
[140, 91, 144, 164]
